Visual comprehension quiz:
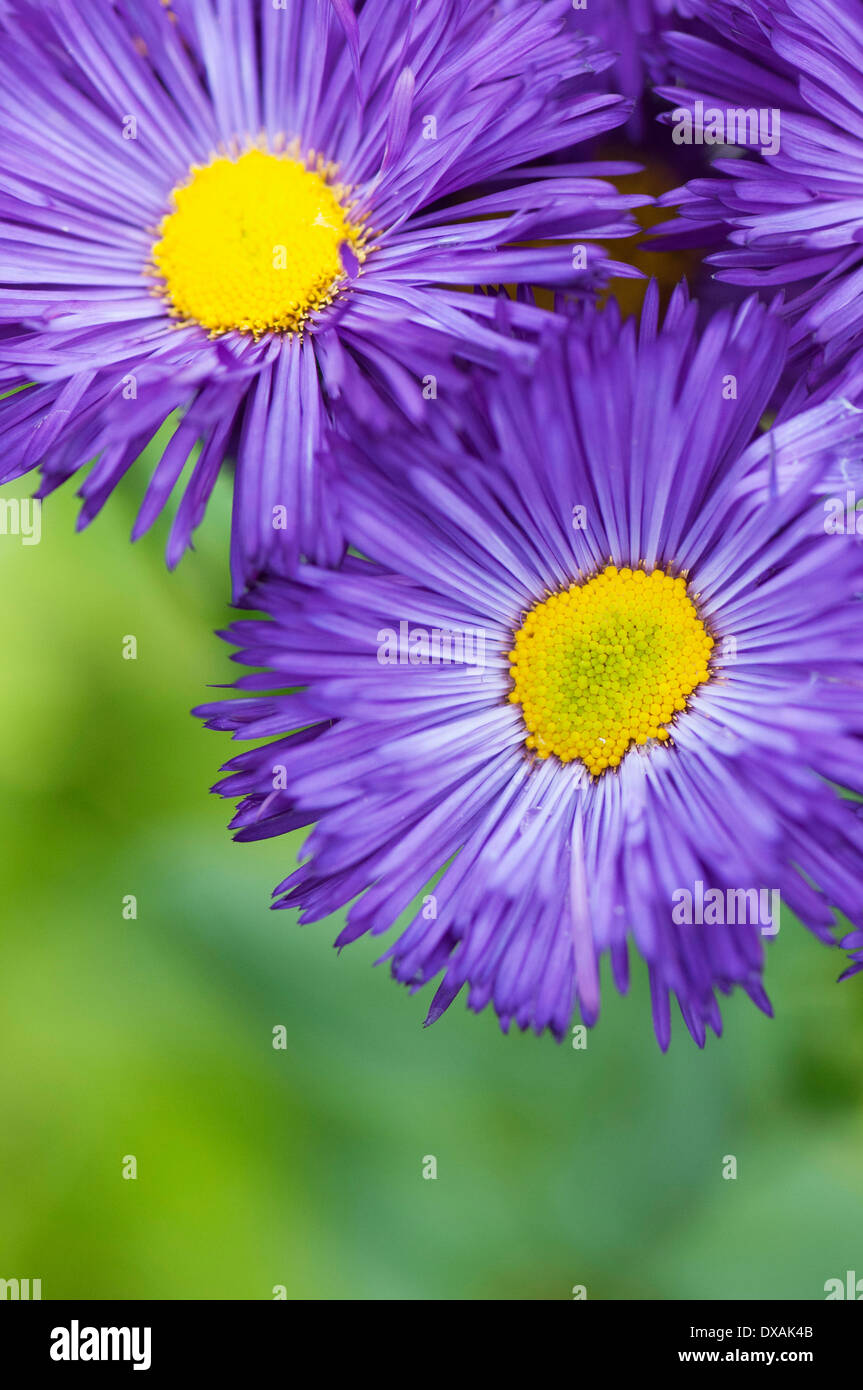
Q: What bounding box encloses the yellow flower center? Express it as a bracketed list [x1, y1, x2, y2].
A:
[508, 565, 714, 775]
[152, 147, 365, 337]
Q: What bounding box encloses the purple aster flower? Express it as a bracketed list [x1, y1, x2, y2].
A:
[0, 0, 646, 594]
[571, 0, 694, 136]
[838, 929, 863, 981]
[196, 283, 863, 1048]
[838, 946, 863, 980]
[653, 0, 863, 395]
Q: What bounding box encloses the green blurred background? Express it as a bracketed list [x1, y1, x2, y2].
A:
[1, 455, 862, 1302]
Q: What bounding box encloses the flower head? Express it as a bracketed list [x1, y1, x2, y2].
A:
[839, 930, 863, 981]
[0, 0, 645, 592]
[571, 0, 691, 135]
[655, 0, 863, 395]
[197, 283, 863, 1047]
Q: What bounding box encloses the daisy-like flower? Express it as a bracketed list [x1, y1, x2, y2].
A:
[654, 0, 863, 395]
[572, 0, 691, 136]
[0, 0, 646, 593]
[197, 283, 863, 1047]
[839, 932, 863, 981]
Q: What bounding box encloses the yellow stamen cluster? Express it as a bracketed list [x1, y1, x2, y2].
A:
[152, 147, 365, 337]
[508, 565, 713, 776]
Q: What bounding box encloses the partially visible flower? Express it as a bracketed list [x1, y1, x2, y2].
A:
[571, 0, 693, 134]
[197, 284, 863, 1048]
[0, 0, 643, 593]
[654, 0, 863, 395]
[839, 929, 863, 981]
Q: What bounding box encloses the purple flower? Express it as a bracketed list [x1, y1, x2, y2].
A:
[197, 283, 863, 1047]
[570, 0, 691, 135]
[654, 0, 863, 394]
[0, 0, 646, 594]
[838, 929, 863, 981]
